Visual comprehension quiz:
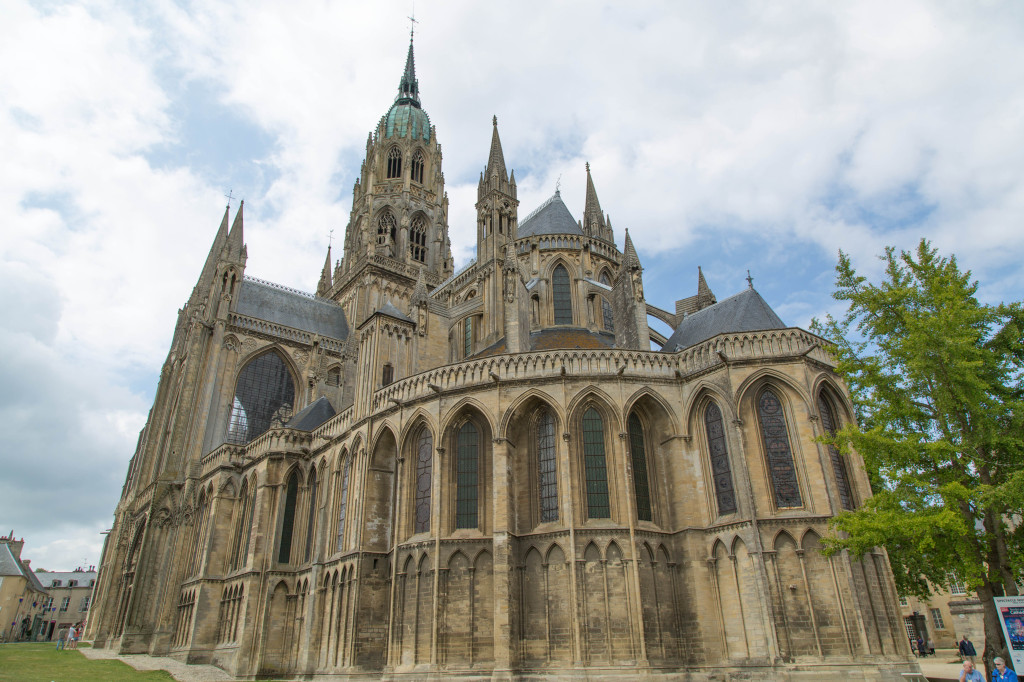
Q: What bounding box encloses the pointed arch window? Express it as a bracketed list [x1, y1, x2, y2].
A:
[410, 150, 424, 183]
[414, 427, 433, 533]
[227, 351, 295, 445]
[188, 490, 210, 577]
[582, 407, 610, 518]
[386, 147, 403, 179]
[304, 468, 318, 563]
[463, 316, 473, 358]
[537, 409, 558, 522]
[600, 272, 614, 332]
[378, 211, 397, 246]
[410, 215, 428, 263]
[704, 402, 737, 514]
[278, 470, 299, 563]
[336, 456, 350, 552]
[229, 479, 254, 570]
[553, 265, 573, 325]
[817, 393, 854, 510]
[757, 388, 802, 508]
[627, 413, 652, 522]
[456, 422, 479, 529]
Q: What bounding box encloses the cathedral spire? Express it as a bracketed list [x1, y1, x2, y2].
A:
[622, 228, 641, 270]
[696, 266, 717, 310]
[583, 162, 603, 227]
[396, 34, 420, 106]
[226, 200, 244, 260]
[317, 245, 333, 297]
[486, 115, 507, 180]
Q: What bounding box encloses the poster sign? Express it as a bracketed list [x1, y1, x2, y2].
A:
[994, 596, 1024, 671]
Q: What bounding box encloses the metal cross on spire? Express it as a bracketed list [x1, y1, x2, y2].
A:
[408, 7, 418, 39]
[225, 188, 234, 209]
[328, 227, 335, 249]
[746, 269, 754, 289]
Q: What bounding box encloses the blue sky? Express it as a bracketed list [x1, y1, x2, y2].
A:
[2, 0, 1023, 570]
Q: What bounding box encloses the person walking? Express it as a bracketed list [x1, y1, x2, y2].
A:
[55, 626, 66, 651]
[960, 634, 978, 664]
[993, 657, 1018, 681]
[67, 623, 78, 650]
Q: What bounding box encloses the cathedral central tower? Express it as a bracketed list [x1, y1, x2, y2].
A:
[329, 35, 452, 327]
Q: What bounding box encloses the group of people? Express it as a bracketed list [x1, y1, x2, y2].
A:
[55, 623, 82, 650]
[956, 634, 1018, 682]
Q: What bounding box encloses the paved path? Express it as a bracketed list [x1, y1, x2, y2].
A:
[81, 645, 236, 682]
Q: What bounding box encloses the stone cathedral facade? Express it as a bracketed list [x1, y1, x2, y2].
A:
[87, 39, 919, 680]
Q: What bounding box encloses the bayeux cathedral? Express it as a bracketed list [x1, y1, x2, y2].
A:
[87, 37, 920, 680]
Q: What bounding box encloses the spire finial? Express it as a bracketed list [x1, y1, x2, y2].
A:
[555, 175, 562, 194]
[585, 161, 590, 173]
[408, 7, 418, 39]
[328, 227, 335, 249]
[746, 269, 754, 289]
[492, 114, 497, 126]
[224, 188, 234, 209]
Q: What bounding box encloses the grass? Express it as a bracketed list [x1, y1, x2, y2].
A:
[0, 643, 176, 682]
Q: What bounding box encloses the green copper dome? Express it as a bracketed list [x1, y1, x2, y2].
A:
[382, 37, 431, 141]
[383, 102, 431, 141]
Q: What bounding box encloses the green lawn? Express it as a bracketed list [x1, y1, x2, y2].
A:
[0, 643, 176, 682]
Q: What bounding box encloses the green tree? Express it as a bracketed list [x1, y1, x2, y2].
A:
[812, 240, 1024, 674]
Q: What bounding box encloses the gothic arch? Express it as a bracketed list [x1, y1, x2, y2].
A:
[369, 421, 400, 460]
[565, 385, 620, 431]
[813, 374, 856, 423]
[734, 368, 811, 412]
[772, 528, 798, 550]
[498, 388, 565, 439]
[227, 346, 300, 445]
[398, 408, 437, 446]
[440, 396, 496, 436]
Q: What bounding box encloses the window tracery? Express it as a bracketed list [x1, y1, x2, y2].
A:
[386, 147, 402, 179]
[582, 407, 610, 518]
[553, 265, 573, 325]
[410, 150, 424, 183]
[627, 413, 652, 521]
[414, 427, 432, 532]
[227, 351, 295, 445]
[757, 388, 802, 508]
[817, 392, 854, 510]
[378, 212, 397, 246]
[704, 402, 737, 514]
[537, 409, 558, 522]
[410, 215, 427, 263]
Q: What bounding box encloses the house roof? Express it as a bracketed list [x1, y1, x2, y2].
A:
[664, 287, 786, 351]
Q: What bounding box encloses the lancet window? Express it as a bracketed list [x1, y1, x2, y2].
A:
[227, 351, 295, 445]
[817, 392, 854, 510]
[627, 413, 652, 522]
[600, 272, 614, 332]
[757, 388, 802, 508]
[278, 470, 299, 563]
[229, 479, 254, 571]
[456, 422, 479, 529]
[378, 211, 397, 246]
[410, 150, 424, 183]
[336, 456, 350, 551]
[553, 264, 573, 325]
[704, 402, 737, 514]
[537, 409, 558, 522]
[304, 468, 318, 563]
[386, 147, 402, 179]
[582, 407, 610, 518]
[410, 215, 428, 263]
[414, 427, 432, 533]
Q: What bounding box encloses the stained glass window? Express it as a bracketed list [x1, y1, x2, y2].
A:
[386, 147, 402, 179]
[463, 317, 473, 358]
[336, 458, 350, 551]
[278, 471, 299, 563]
[410, 150, 424, 183]
[304, 469, 318, 563]
[627, 413, 652, 521]
[537, 409, 558, 522]
[456, 422, 479, 529]
[410, 215, 427, 263]
[757, 389, 802, 508]
[553, 265, 572, 325]
[582, 407, 610, 518]
[414, 428, 432, 533]
[817, 393, 854, 510]
[227, 352, 295, 444]
[704, 402, 737, 514]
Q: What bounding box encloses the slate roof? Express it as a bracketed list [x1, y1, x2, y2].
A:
[664, 287, 786, 351]
[236, 278, 349, 341]
[376, 301, 413, 323]
[531, 328, 615, 351]
[518, 191, 584, 238]
[0, 543, 22, 577]
[288, 396, 337, 432]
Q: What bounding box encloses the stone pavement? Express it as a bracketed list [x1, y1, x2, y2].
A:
[80, 645, 236, 682]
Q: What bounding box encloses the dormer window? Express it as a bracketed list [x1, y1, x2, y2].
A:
[386, 147, 403, 179]
[51, 580, 62, 587]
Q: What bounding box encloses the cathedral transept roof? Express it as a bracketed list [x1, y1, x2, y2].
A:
[663, 286, 786, 351]
[235, 278, 349, 342]
[518, 190, 584, 238]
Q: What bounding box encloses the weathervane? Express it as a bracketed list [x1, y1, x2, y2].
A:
[555, 175, 562, 194]
[328, 227, 335, 249]
[408, 6, 418, 38]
